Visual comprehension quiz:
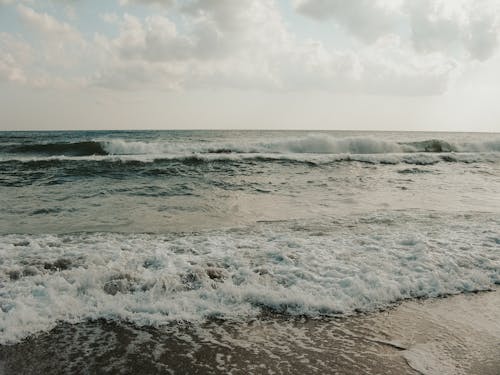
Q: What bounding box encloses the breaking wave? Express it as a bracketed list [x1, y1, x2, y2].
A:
[3, 135, 500, 159]
[102, 136, 500, 155]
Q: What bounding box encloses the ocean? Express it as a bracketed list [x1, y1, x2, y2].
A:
[1, 130, 499, 374]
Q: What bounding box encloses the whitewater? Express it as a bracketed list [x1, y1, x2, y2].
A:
[0, 130, 499, 372]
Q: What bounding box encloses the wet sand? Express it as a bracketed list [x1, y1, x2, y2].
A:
[1, 289, 499, 374]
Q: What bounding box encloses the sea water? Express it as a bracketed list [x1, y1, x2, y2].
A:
[0, 130, 499, 346]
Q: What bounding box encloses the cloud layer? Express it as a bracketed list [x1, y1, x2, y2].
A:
[1, 0, 499, 96]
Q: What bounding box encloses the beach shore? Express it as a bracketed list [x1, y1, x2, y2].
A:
[1, 289, 498, 374]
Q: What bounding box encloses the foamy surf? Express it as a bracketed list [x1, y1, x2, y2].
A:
[1, 212, 498, 345]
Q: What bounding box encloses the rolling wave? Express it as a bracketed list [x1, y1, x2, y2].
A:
[0, 153, 498, 180]
[6, 141, 108, 156]
[2, 135, 500, 159]
[103, 135, 500, 155]
[102, 136, 500, 155]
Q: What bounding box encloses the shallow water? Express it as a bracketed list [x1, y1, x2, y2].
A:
[1, 290, 499, 374]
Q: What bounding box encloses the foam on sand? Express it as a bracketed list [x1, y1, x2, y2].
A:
[1, 287, 498, 374]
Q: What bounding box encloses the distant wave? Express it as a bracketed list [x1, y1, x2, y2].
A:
[3, 135, 500, 158]
[402, 139, 500, 152]
[7, 141, 108, 156]
[254, 136, 500, 154]
[257, 135, 406, 154]
[101, 135, 500, 155]
[403, 139, 456, 152]
[101, 136, 463, 155]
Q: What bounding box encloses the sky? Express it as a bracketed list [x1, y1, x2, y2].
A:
[0, 0, 500, 132]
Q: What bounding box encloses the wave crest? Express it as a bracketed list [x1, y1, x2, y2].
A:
[3, 135, 500, 158]
[100, 135, 500, 155]
[403, 139, 456, 153]
[262, 135, 405, 154]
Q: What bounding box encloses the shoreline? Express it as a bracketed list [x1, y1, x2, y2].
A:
[1, 289, 498, 374]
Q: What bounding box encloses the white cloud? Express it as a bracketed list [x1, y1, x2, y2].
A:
[92, 0, 456, 95]
[0, 5, 90, 88]
[0, 0, 495, 96]
[95, 0, 294, 89]
[114, 14, 193, 62]
[17, 4, 83, 44]
[118, 0, 175, 7]
[0, 33, 31, 84]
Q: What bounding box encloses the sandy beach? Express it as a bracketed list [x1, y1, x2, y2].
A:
[1, 289, 498, 374]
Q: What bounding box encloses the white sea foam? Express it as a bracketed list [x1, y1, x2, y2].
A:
[99, 135, 500, 156]
[1, 213, 498, 344]
[100, 135, 406, 155]
[260, 135, 408, 154]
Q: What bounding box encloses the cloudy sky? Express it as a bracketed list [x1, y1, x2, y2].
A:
[1, 0, 499, 131]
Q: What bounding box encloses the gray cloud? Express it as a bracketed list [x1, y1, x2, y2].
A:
[465, 15, 498, 61]
[296, 0, 500, 62]
[294, 0, 400, 43]
[407, 0, 499, 61]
